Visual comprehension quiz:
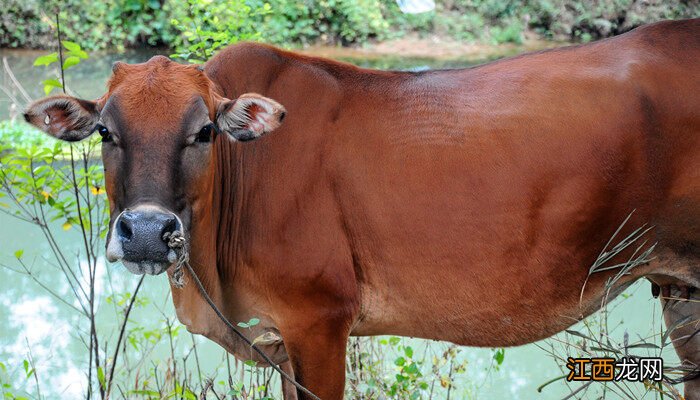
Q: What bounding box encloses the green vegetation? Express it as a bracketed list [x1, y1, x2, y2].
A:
[1, 0, 698, 50]
[170, 0, 267, 62]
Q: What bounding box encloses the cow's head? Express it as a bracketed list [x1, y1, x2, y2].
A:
[24, 55, 286, 275]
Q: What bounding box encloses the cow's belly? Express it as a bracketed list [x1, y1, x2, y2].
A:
[341, 139, 657, 346]
[350, 259, 635, 347]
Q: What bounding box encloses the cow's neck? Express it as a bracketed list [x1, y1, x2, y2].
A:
[169, 135, 248, 342]
[171, 65, 285, 348]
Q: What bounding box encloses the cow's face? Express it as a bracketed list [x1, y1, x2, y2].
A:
[24, 55, 286, 275]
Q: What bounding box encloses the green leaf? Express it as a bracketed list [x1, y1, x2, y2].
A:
[97, 366, 106, 388]
[68, 49, 89, 59]
[404, 346, 413, 358]
[63, 56, 81, 70]
[14, 249, 23, 259]
[394, 356, 405, 367]
[247, 317, 260, 327]
[404, 362, 419, 374]
[42, 78, 63, 96]
[33, 53, 58, 66]
[493, 348, 505, 365]
[62, 41, 81, 53]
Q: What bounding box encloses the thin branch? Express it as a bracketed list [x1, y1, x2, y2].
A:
[3, 57, 32, 104]
[0, 260, 82, 314]
[105, 275, 145, 398]
[55, 14, 66, 94]
[25, 338, 42, 399]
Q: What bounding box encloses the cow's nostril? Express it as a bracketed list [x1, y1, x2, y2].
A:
[117, 216, 133, 241]
[115, 209, 179, 263]
[160, 215, 178, 242]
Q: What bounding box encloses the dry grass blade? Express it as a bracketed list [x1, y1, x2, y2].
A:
[579, 210, 657, 307]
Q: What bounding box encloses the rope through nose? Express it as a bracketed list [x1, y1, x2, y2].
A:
[163, 230, 188, 288]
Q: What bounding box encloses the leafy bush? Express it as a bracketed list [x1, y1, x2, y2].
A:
[525, 0, 700, 41]
[0, 0, 177, 50]
[1, 0, 697, 50]
[170, 0, 267, 62]
[489, 19, 523, 44]
[385, 0, 699, 44]
[0, 0, 54, 48]
[246, 0, 391, 46]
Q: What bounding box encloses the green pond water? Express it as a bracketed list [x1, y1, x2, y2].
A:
[0, 46, 681, 399]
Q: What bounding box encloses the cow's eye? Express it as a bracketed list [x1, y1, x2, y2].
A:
[195, 124, 213, 143]
[96, 124, 112, 143]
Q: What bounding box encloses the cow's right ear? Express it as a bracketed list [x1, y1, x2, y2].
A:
[23, 95, 99, 142]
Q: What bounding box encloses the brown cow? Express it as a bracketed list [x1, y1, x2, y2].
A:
[24, 19, 700, 399]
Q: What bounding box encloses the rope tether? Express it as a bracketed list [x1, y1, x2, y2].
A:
[163, 230, 322, 400]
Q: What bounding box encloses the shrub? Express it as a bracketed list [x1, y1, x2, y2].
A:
[525, 0, 700, 41]
[170, 0, 265, 62]
[247, 0, 391, 46]
[0, 0, 54, 48]
[0, 0, 176, 50]
[1, 0, 698, 50]
[489, 19, 523, 44]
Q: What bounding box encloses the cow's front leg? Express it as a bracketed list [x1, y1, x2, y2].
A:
[281, 320, 350, 400]
[279, 360, 299, 400]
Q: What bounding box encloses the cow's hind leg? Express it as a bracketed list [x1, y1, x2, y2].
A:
[652, 277, 700, 399]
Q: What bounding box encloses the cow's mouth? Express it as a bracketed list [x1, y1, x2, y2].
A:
[105, 204, 184, 276]
[121, 260, 172, 275]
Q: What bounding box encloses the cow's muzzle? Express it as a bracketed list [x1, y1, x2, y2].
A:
[106, 205, 183, 275]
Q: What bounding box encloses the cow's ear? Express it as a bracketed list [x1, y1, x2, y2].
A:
[216, 93, 286, 142]
[23, 95, 99, 142]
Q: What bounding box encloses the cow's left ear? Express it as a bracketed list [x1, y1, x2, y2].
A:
[216, 93, 286, 142]
[23, 95, 99, 142]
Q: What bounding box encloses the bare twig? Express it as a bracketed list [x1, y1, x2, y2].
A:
[25, 338, 42, 399]
[2, 57, 32, 104]
[55, 14, 66, 94]
[105, 275, 146, 398]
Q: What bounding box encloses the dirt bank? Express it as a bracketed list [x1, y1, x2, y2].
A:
[301, 34, 563, 61]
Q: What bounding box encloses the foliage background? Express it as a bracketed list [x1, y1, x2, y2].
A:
[1, 0, 698, 50]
